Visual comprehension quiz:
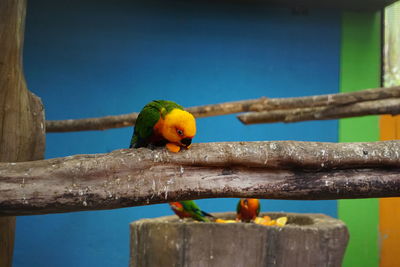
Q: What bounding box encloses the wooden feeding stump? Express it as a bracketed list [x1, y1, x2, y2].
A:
[130, 212, 349, 267]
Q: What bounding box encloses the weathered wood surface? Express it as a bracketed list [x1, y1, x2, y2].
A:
[46, 87, 400, 132]
[0, 0, 46, 266]
[130, 212, 349, 267]
[0, 141, 400, 216]
[46, 113, 138, 132]
[238, 98, 400, 124]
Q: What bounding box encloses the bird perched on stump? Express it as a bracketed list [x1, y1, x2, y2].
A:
[169, 201, 214, 222]
[130, 100, 196, 153]
[236, 198, 260, 222]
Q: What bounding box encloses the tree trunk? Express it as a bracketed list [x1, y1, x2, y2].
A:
[0, 1, 45, 266]
[130, 212, 349, 267]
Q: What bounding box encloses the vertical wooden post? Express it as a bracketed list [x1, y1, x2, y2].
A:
[0, 1, 45, 266]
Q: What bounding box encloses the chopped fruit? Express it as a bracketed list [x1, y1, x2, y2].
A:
[276, 217, 288, 227]
[254, 217, 274, 225]
[215, 218, 237, 223]
[252, 216, 288, 227]
[214, 216, 288, 226]
[263, 216, 272, 222]
[261, 220, 275, 226]
[253, 217, 265, 224]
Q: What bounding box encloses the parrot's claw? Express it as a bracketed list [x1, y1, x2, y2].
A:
[147, 144, 157, 150]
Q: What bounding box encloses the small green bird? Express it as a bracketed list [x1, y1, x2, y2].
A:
[169, 200, 214, 222]
[130, 100, 196, 152]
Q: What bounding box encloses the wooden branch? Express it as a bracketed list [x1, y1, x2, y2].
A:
[45, 99, 269, 132]
[46, 113, 139, 132]
[45, 87, 400, 132]
[238, 98, 400, 124]
[1, 141, 400, 216]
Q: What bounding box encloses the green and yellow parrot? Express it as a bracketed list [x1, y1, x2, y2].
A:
[169, 200, 214, 222]
[130, 100, 196, 153]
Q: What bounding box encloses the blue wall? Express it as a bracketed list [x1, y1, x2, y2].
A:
[16, 0, 340, 266]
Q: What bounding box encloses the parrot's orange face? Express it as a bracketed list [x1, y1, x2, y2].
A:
[241, 198, 259, 210]
[237, 198, 260, 222]
[161, 109, 196, 149]
[169, 202, 191, 219]
[169, 202, 183, 211]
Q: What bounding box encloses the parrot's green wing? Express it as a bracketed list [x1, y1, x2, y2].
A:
[236, 199, 242, 214]
[130, 103, 161, 148]
[257, 201, 261, 216]
[130, 100, 184, 148]
[181, 200, 210, 222]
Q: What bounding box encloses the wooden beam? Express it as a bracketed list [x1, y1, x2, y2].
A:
[0, 0, 45, 266]
[0, 141, 399, 216]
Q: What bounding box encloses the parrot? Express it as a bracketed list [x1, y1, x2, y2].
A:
[169, 200, 214, 222]
[236, 198, 260, 222]
[130, 100, 196, 153]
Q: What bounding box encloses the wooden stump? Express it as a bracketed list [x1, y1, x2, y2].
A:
[130, 212, 349, 267]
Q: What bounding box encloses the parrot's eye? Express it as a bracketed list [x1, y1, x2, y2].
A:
[177, 129, 184, 136]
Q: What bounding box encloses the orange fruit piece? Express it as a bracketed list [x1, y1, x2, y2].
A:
[267, 220, 276, 226]
[253, 217, 265, 224]
[263, 216, 272, 222]
[215, 218, 237, 223]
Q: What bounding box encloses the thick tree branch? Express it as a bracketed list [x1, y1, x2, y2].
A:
[238, 98, 400, 124]
[1, 141, 400, 216]
[45, 87, 400, 132]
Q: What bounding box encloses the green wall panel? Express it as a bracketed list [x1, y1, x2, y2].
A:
[338, 11, 381, 267]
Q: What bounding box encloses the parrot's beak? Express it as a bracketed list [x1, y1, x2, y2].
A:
[180, 137, 192, 147]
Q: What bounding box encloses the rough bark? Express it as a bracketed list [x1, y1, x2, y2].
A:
[0, 141, 400, 216]
[45, 87, 400, 132]
[0, 0, 45, 266]
[238, 98, 400, 124]
[46, 113, 138, 132]
[130, 212, 349, 267]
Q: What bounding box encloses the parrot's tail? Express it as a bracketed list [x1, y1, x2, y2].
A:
[201, 211, 215, 218]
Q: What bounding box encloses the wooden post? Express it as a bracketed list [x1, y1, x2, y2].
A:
[130, 212, 349, 267]
[0, 1, 45, 266]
